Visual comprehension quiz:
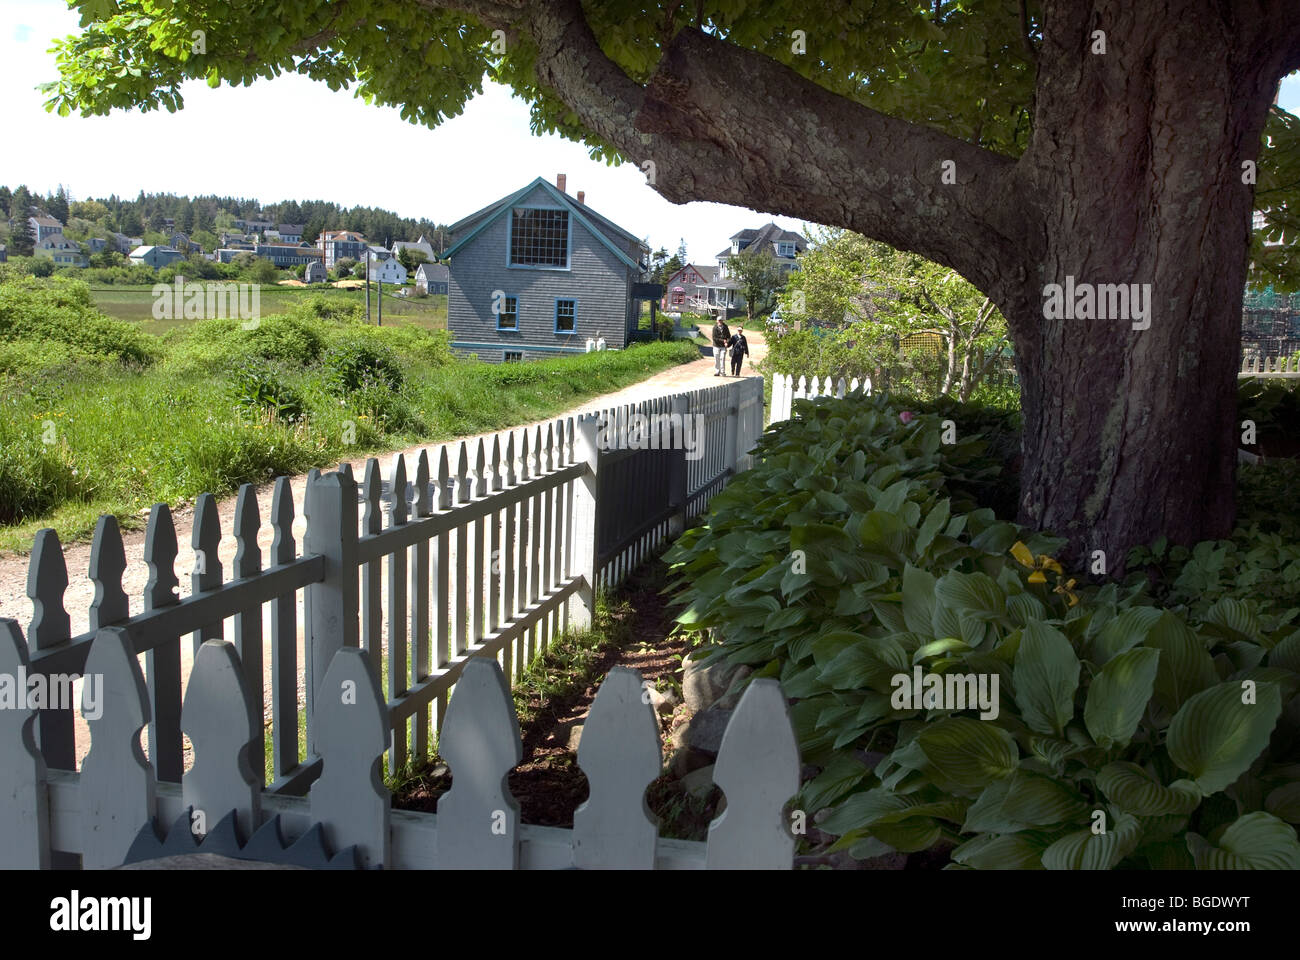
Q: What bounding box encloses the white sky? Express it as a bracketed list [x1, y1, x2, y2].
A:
[2, 0, 1297, 266]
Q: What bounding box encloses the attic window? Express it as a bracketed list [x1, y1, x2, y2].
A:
[510, 208, 569, 268]
[777, 242, 796, 257]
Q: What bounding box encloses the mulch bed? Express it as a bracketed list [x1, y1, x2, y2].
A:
[392, 557, 697, 829]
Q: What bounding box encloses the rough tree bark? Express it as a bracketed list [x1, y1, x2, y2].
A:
[425, 0, 1300, 566]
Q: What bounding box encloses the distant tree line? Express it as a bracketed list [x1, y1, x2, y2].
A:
[0, 184, 449, 252]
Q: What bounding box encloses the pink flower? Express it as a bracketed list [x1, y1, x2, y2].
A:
[899, 411, 916, 424]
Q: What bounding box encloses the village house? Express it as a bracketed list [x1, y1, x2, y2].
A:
[660, 263, 717, 311]
[371, 257, 408, 285]
[443, 174, 651, 362]
[697, 222, 808, 318]
[129, 245, 186, 269]
[393, 234, 437, 263]
[34, 235, 87, 267]
[317, 230, 368, 269]
[303, 260, 328, 284]
[28, 215, 65, 244]
[415, 262, 449, 295]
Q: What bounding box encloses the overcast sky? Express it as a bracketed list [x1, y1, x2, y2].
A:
[2, 0, 1296, 266]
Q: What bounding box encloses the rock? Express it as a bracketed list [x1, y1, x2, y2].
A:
[682, 706, 732, 759]
[669, 743, 711, 778]
[683, 653, 752, 713]
[566, 723, 584, 753]
[680, 763, 716, 799]
[713, 666, 755, 711]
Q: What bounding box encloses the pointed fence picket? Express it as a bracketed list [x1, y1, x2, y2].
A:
[1239, 353, 1300, 378]
[768, 372, 872, 424]
[2, 376, 768, 866]
[3, 627, 799, 869]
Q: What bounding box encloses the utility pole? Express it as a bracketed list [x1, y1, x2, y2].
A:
[365, 246, 371, 323]
[378, 268, 383, 327]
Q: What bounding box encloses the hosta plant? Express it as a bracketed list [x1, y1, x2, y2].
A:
[665, 391, 1300, 868]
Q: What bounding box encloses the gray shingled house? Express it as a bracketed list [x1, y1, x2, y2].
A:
[443, 175, 651, 362]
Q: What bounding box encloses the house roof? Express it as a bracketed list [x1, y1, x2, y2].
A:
[718, 222, 807, 260]
[29, 216, 63, 227]
[416, 262, 449, 280]
[443, 177, 642, 271]
[277, 224, 304, 234]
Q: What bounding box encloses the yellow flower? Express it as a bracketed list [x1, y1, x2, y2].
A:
[1010, 541, 1063, 582]
[1054, 578, 1080, 607]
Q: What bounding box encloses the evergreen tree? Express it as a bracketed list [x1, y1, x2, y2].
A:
[0, 186, 11, 218]
[47, 186, 70, 225]
[8, 186, 35, 255]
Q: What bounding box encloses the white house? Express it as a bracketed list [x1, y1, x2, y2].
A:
[303, 260, 328, 284]
[371, 258, 408, 285]
[28, 216, 64, 244]
[414, 262, 449, 295]
[392, 234, 436, 262]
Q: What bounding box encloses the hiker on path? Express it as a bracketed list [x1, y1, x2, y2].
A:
[711, 316, 731, 376]
[729, 325, 750, 377]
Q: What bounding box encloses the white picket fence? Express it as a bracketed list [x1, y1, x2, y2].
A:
[0, 376, 774, 869]
[1239, 354, 1300, 378]
[769, 373, 871, 424]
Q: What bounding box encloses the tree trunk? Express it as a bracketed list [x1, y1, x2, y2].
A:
[1003, 1, 1289, 569]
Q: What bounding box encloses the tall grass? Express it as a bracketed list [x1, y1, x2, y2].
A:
[0, 277, 699, 550]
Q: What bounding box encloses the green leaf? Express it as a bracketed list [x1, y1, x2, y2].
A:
[1186, 812, 1300, 869]
[1013, 620, 1081, 736]
[901, 564, 937, 635]
[1042, 812, 1143, 869]
[998, 771, 1090, 826]
[1201, 597, 1261, 643]
[1084, 647, 1160, 748]
[935, 570, 1006, 623]
[1264, 782, 1300, 824]
[916, 717, 1019, 788]
[1095, 762, 1201, 816]
[871, 817, 942, 852]
[962, 778, 1032, 833]
[951, 833, 1048, 869]
[915, 498, 950, 555]
[1166, 680, 1283, 794]
[1090, 606, 1162, 665]
[1144, 612, 1218, 714]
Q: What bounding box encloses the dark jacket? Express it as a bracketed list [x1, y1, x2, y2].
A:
[711, 321, 731, 348]
[729, 333, 749, 358]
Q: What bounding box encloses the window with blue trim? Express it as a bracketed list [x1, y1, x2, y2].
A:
[555, 298, 577, 333]
[496, 294, 518, 330]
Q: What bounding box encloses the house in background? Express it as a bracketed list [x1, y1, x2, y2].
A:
[170, 233, 202, 253]
[317, 230, 368, 268]
[366, 244, 393, 263]
[0, 244, 7, 263]
[129, 245, 186, 269]
[660, 263, 716, 311]
[371, 257, 408, 285]
[35, 235, 86, 267]
[273, 224, 304, 243]
[415, 262, 449, 295]
[111, 232, 141, 254]
[303, 261, 328, 284]
[85, 237, 109, 253]
[28, 216, 64, 244]
[443, 174, 650, 362]
[393, 235, 436, 263]
[697, 222, 808, 319]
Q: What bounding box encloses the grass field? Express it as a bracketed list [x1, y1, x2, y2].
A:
[0, 277, 698, 552]
[89, 284, 448, 334]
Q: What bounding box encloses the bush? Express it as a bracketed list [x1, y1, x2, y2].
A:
[0, 276, 158, 368]
[665, 392, 1300, 869]
[230, 360, 306, 424]
[321, 338, 405, 395]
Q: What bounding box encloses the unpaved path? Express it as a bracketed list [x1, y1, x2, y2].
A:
[0, 328, 765, 766]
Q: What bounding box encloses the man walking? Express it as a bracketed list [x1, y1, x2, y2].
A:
[711, 315, 731, 376]
[729, 325, 749, 377]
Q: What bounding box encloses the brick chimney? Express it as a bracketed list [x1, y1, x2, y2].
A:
[556, 173, 567, 193]
[577, 190, 586, 205]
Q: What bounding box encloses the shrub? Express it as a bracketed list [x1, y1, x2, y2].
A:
[666, 391, 1300, 869]
[0, 276, 158, 368]
[321, 338, 404, 395]
[230, 360, 306, 424]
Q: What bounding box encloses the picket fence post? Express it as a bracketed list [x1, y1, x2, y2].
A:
[304, 470, 359, 753]
[568, 414, 601, 631]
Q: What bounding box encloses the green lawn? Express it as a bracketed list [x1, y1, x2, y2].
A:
[89, 284, 447, 333]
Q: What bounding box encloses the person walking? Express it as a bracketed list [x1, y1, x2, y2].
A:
[729, 325, 750, 377]
[711, 315, 731, 376]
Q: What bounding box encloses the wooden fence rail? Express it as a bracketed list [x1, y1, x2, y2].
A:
[1, 376, 768, 867]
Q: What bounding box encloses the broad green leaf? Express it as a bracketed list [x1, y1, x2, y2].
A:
[999, 771, 1090, 826]
[1264, 782, 1300, 823]
[962, 778, 1032, 833]
[1270, 631, 1300, 673]
[1144, 612, 1217, 713]
[871, 817, 942, 852]
[1089, 606, 1162, 665]
[952, 833, 1048, 869]
[1041, 812, 1142, 869]
[1096, 762, 1201, 816]
[1167, 681, 1283, 794]
[1186, 812, 1300, 869]
[913, 638, 972, 664]
[915, 498, 950, 555]
[901, 564, 937, 635]
[916, 717, 1019, 788]
[1013, 620, 1081, 736]
[1201, 597, 1261, 643]
[1084, 647, 1160, 748]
